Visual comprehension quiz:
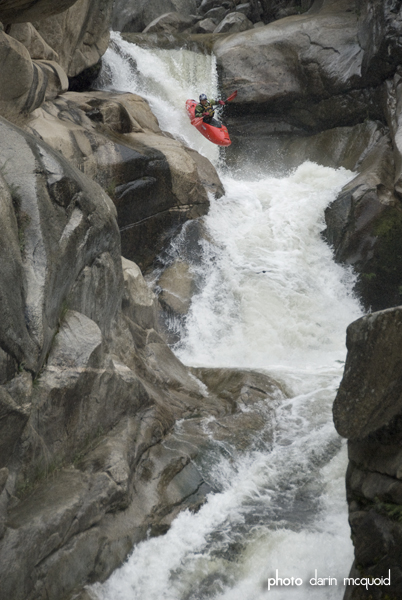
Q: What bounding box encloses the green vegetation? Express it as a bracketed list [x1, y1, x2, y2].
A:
[374, 498, 402, 523]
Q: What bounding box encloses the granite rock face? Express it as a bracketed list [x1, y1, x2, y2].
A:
[32, 0, 113, 78]
[3, 0, 402, 598]
[0, 0, 79, 23]
[214, 0, 374, 130]
[25, 90, 222, 270]
[0, 30, 68, 119]
[334, 307, 402, 599]
[0, 117, 246, 600]
[112, 0, 198, 33]
[0, 0, 114, 119]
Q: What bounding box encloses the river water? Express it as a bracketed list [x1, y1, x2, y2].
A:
[91, 33, 363, 600]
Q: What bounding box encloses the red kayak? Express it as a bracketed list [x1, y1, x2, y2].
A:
[186, 99, 231, 147]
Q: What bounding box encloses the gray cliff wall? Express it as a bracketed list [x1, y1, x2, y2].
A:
[0, 1, 231, 599]
[2, 0, 402, 599]
[211, 0, 402, 312]
[334, 307, 402, 600]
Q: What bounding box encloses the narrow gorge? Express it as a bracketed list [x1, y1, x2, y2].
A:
[0, 2, 401, 600]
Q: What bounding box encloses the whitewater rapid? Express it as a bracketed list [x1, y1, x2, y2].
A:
[90, 33, 363, 600]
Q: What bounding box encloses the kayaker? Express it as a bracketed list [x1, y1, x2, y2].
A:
[195, 93, 225, 128]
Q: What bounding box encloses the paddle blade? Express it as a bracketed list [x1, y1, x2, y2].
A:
[226, 90, 237, 103]
[191, 117, 203, 126]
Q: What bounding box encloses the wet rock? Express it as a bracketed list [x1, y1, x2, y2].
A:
[203, 6, 229, 24]
[143, 12, 198, 34]
[226, 112, 388, 173]
[383, 70, 402, 198]
[0, 388, 29, 469]
[333, 307, 402, 441]
[334, 304, 402, 597]
[112, 0, 197, 33]
[236, 3, 253, 19]
[155, 257, 196, 343]
[0, 348, 17, 386]
[26, 91, 218, 270]
[0, 117, 119, 372]
[258, 0, 313, 23]
[158, 260, 196, 316]
[324, 122, 402, 311]
[214, 12, 254, 33]
[199, 0, 239, 15]
[195, 17, 217, 33]
[213, 0, 401, 132]
[0, 469, 8, 497]
[185, 367, 287, 450]
[185, 146, 225, 197]
[121, 257, 158, 330]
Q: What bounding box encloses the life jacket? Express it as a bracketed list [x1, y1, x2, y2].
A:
[195, 99, 216, 118]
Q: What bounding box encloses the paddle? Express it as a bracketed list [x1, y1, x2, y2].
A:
[225, 90, 237, 102]
[191, 91, 237, 127]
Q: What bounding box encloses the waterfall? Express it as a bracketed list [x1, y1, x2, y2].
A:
[96, 32, 220, 163]
[90, 33, 363, 600]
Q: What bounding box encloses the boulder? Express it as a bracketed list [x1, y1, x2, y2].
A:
[32, 0, 114, 78]
[158, 260, 196, 317]
[179, 367, 287, 451]
[333, 305, 402, 597]
[0, 30, 68, 119]
[25, 90, 222, 270]
[323, 121, 402, 311]
[143, 12, 198, 34]
[236, 3, 253, 19]
[199, 0, 236, 14]
[195, 17, 217, 33]
[112, 0, 197, 33]
[0, 116, 119, 372]
[214, 11, 254, 33]
[356, 0, 402, 85]
[383, 70, 402, 198]
[7, 23, 58, 61]
[203, 6, 228, 24]
[213, 0, 402, 132]
[333, 307, 402, 441]
[121, 257, 158, 330]
[0, 0, 79, 23]
[0, 114, 220, 600]
[259, 0, 313, 23]
[0, 168, 38, 370]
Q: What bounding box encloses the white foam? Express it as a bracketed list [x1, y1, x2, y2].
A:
[175, 162, 361, 371]
[92, 40, 364, 600]
[98, 32, 219, 163]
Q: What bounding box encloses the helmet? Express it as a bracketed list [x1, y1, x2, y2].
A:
[199, 93, 207, 101]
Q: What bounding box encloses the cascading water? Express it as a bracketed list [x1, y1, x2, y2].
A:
[96, 33, 220, 163]
[91, 32, 363, 600]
